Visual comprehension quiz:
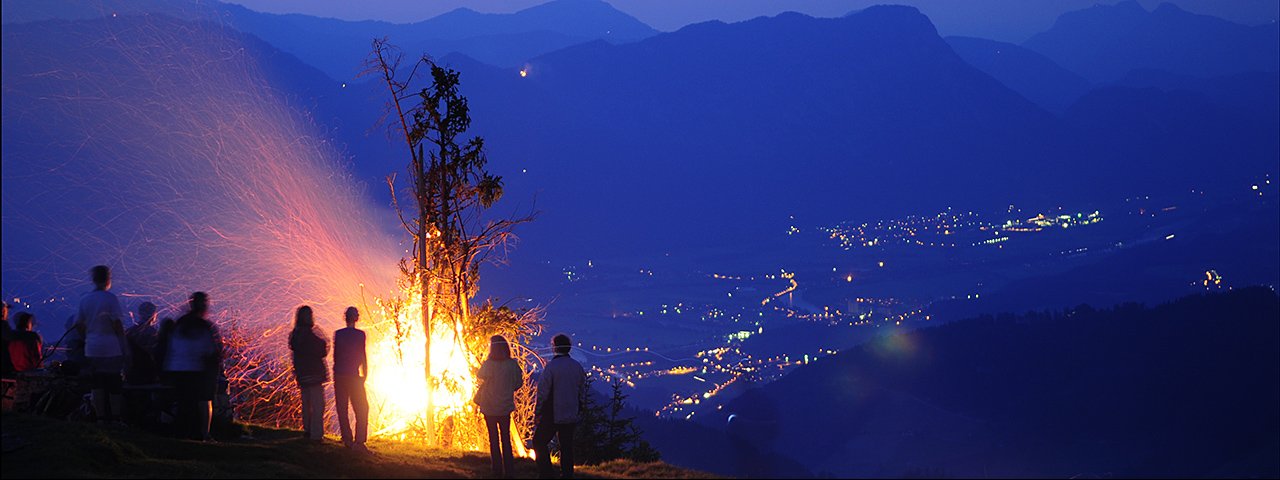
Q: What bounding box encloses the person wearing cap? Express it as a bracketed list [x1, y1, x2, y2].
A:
[476, 335, 524, 478]
[532, 333, 586, 479]
[157, 292, 222, 441]
[333, 307, 369, 451]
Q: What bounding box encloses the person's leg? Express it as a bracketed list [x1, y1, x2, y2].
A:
[352, 377, 369, 446]
[198, 399, 212, 440]
[107, 367, 125, 421]
[299, 385, 313, 438]
[176, 373, 199, 439]
[306, 385, 325, 440]
[198, 373, 214, 440]
[532, 418, 556, 478]
[90, 386, 109, 421]
[558, 423, 577, 479]
[498, 416, 515, 478]
[485, 415, 503, 476]
[87, 357, 109, 421]
[334, 377, 352, 446]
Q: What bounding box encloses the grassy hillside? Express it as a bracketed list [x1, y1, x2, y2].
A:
[0, 413, 715, 479]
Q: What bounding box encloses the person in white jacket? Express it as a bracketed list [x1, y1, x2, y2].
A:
[75, 265, 131, 424]
[476, 335, 524, 478]
[532, 333, 586, 479]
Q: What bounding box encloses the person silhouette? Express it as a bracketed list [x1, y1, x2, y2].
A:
[332, 307, 368, 451]
[289, 305, 328, 442]
[532, 333, 586, 479]
[75, 265, 131, 424]
[157, 292, 222, 441]
[125, 302, 160, 385]
[477, 335, 524, 478]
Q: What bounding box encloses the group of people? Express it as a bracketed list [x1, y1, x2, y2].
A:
[1, 301, 45, 375]
[3, 266, 223, 441]
[5, 265, 593, 478]
[290, 306, 589, 478]
[79, 266, 223, 440]
[472, 332, 588, 478]
[286, 304, 371, 451]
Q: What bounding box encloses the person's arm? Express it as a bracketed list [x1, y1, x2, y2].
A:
[576, 364, 587, 402]
[111, 298, 131, 360]
[73, 303, 86, 336]
[156, 321, 172, 369]
[510, 362, 523, 393]
[359, 332, 368, 378]
[34, 333, 45, 367]
[536, 365, 554, 417]
[209, 323, 223, 370]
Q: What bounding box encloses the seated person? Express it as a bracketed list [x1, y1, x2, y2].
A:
[9, 312, 44, 372]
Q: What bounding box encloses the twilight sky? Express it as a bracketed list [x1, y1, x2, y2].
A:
[224, 0, 1279, 42]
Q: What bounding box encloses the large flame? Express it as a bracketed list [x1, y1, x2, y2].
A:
[363, 280, 529, 455]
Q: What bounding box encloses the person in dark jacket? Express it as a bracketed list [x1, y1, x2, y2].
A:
[289, 305, 328, 441]
[125, 302, 160, 385]
[532, 333, 586, 479]
[332, 307, 368, 451]
[476, 335, 524, 478]
[157, 292, 222, 441]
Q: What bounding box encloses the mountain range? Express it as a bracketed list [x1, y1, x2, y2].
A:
[0, 0, 657, 79]
[1023, 0, 1279, 83]
[5, 1, 1278, 260]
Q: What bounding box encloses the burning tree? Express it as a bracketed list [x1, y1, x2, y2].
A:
[363, 38, 537, 448]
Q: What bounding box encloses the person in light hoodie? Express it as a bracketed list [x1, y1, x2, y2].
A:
[476, 335, 524, 478]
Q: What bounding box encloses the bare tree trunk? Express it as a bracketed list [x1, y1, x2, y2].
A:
[419, 183, 435, 445]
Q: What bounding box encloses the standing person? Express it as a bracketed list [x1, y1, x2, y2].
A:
[289, 306, 328, 442]
[332, 307, 369, 452]
[125, 302, 160, 385]
[75, 265, 131, 424]
[9, 312, 44, 372]
[532, 334, 586, 479]
[477, 335, 524, 478]
[157, 292, 222, 441]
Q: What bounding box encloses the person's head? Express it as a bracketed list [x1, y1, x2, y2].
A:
[139, 302, 158, 325]
[552, 333, 572, 355]
[15, 312, 34, 332]
[487, 335, 512, 362]
[189, 292, 209, 316]
[1, 301, 8, 321]
[91, 265, 111, 290]
[295, 305, 314, 330]
[344, 306, 359, 326]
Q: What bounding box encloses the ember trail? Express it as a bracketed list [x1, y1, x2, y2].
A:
[0, 14, 536, 452]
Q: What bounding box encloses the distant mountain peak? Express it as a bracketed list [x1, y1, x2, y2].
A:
[413, 0, 656, 42]
[1024, 0, 1279, 82]
[437, 7, 482, 17]
[841, 5, 937, 35]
